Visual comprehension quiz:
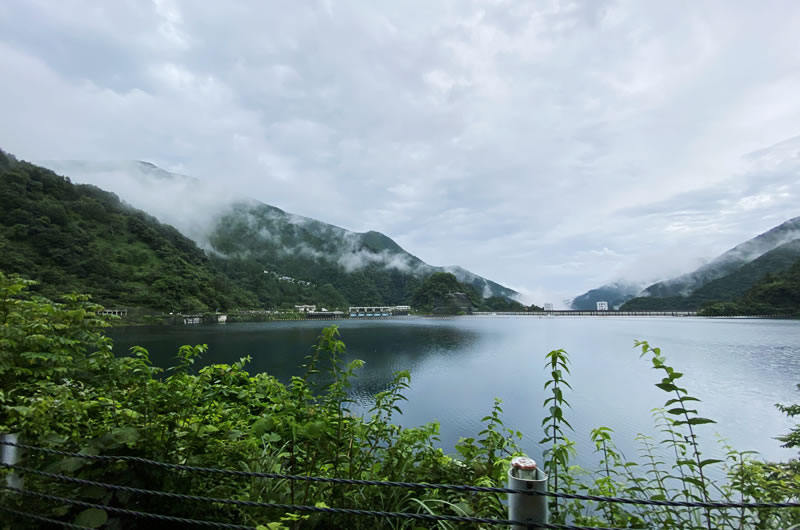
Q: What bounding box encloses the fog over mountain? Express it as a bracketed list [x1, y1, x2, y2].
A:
[41, 159, 517, 300]
[638, 216, 800, 298]
[3, 1, 800, 305]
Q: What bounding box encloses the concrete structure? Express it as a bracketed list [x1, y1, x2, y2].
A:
[216, 314, 228, 323]
[596, 301, 609, 311]
[295, 305, 316, 313]
[98, 309, 127, 317]
[183, 315, 202, 324]
[348, 306, 411, 317]
[543, 303, 554, 311]
[307, 311, 346, 319]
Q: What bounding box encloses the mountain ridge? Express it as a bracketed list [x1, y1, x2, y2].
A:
[36, 158, 519, 306]
[639, 216, 800, 299]
[569, 281, 644, 310]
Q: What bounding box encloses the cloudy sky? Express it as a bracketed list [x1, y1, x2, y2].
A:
[2, 0, 800, 304]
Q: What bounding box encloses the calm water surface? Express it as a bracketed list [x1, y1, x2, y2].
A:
[109, 317, 800, 473]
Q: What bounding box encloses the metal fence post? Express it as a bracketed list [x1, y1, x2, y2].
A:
[1, 433, 23, 489]
[508, 456, 547, 529]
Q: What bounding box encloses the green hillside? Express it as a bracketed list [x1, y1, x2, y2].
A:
[636, 216, 800, 300]
[41, 159, 519, 308]
[411, 272, 482, 313]
[0, 150, 256, 312]
[621, 239, 800, 311]
[688, 239, 800, 304]
[207, 201, 518, 307]
[701, 258, 800, 316]
[0, 152, 521, 312]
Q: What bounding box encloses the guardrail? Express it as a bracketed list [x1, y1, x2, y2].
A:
[3, 439, 799, 529]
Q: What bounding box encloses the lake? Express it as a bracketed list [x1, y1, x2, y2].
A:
[108, 317, 800, 476]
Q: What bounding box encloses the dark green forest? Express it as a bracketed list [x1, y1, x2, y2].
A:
[0, 151, 522, 313]
[0, 151, 256, 312]
[700, 258, 800, 316]
[410, 272, 535, 313]
[621, 239, 800, 314]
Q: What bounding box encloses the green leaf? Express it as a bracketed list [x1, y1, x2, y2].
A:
[687, 417, 716, 425]
[74, 508, 107, 528]
[111, 426, 141, 445]
[664, 397, 701, 406]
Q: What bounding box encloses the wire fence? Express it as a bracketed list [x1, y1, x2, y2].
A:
[2, 439, 800, 529]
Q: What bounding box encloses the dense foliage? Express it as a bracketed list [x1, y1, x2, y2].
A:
[0, 272, 525, 529]
[2, 273, 800, 528]
[410, 272, 481, 313]
[0, 151, 256, 312]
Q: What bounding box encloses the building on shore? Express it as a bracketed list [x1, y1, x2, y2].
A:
[98, 309, 128, 317]
[348, 306, 411, 317]
[295, 305, 316, 313]
[306, 311, 346, 319]
[596, 301, 609, 311]
[543, 303, 554, 311]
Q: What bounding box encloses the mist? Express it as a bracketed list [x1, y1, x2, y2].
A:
[38, 159, 517, 300]
[39, 160, 241, 248]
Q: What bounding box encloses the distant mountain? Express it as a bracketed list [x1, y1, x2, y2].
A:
[687, 239, 800, 305]
[206, 200, 517, 307]
[701, 256, 800, 316]
[0, 151, 256, 312]
[622, 240, 800, 311]
[569, 281, 643, 310]
[621, 217, 800, 311]
[37, 160, 518, 307]
[640, 217, 800, 298]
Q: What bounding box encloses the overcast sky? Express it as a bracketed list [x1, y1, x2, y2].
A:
[2, 1, 800, 304]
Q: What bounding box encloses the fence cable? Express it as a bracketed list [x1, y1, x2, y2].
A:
[3, 440, 800, 510]
[0, 485, 617, 530]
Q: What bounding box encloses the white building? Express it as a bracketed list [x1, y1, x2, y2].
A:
[596, 301, 609, 311]
[348, 306, 410, 316]
[543, 303, 554, 311]
[98, 309, 128, 317]
[295, 305, 316, 313]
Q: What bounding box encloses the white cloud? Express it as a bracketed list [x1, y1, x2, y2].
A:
[1, 0, 800, 301]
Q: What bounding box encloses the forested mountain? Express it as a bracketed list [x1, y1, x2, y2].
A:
[2, 153, 519, 311]
[206, 200, 517, 307]
[621, 239, 800, 311]
[569, 281, 643, 310]
[40, 159, 519, 308]
[701, 257, 800, 316]
[619, 217, 800, 310]
[638, 217, 800, 299]
[685, 239, 800, 305]
[0, 150, 256, 312]
[411, 272, 482, 313]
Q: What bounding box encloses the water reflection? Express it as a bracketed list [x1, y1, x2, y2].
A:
[109, 320, 481, 397]
[108, 317, 800, 472]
